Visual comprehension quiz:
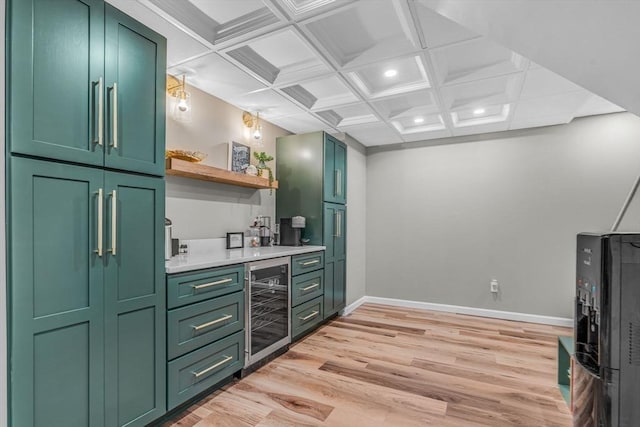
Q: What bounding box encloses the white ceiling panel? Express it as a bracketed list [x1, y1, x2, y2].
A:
[371, 90, 439, 119]
[124, 0, 627, 147]
[282, 75, 359, 110]
[340, 123, 402, 146]
[512, 91, 591, 124]
[224, 27, 330, 85]
[106, 0, 209, 66]
[276, 0, 355, 19]
[229, 89, 306, 119]
[413, 1, 478, 48]
[451, 104, 510, 128]
[391, 113, 445, 134]
[169, 53, 267, 101]
[318, 102, 379, 127]
[430, 38, 526, 86]
[441, 74, 522, 111]
[520, 67, 584, 100]
[347, 55, 430, 99]
[268, 113, 334, 134]
[575, 94, 625, 118]
[302, 1, 419, 67]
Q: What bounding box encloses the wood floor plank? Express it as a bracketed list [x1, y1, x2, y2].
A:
[163, 303, 572, 427]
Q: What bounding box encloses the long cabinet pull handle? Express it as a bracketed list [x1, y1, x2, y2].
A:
[334, 211, 339, 238]
[301, 283, 319, 292]
[337, 211, 341, 238]
[97, 77, 103, 146]
[192, 314, 233, 332]
[111, 82, 118, 149]
[94, 188, 103, 257]
[301, 260, 319, 266]
[299, 310, 319, 321]
[192, 355, 233, 379]
[336, 169, 342, 197]
[108, 190, 117, 255]
[192, 278, 233, 290]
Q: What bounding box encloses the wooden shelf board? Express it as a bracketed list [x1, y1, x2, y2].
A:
[165, 158, 278, 190]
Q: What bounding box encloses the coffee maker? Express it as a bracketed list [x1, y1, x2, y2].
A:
[279, 216, 305, 246]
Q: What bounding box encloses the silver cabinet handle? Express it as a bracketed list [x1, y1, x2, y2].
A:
[96, 77, 103, 146]
[334, 211, 339, 238]
[192, 355, 233, 379]
[192, 278, 233, 290]
[337, 211, 341, 238]
[336, 169, 342, 197]
[299, 310, 319, 321]
[301, 260, 319, 266]
[301, 283, 319, 292]
[94, 188, 103, 256]
[192, 314, 233, 332]
[108, 190, 117, 255]
[111, 82, 118, 149]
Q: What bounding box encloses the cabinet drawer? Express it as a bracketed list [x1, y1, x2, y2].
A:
[168, 264, 244, 309]
[292, 252, 324, 276]
[292, 296, 324, 339]
[167, 330, 244, 410]
[292, 270, 324, 307]
[168, 291, 244, 360]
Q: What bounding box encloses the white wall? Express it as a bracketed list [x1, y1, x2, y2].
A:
[165, 85, 289, 239]
[366, 113, 640, 318]
[344, 138, 367, 305]
[1, 0, 7, 424]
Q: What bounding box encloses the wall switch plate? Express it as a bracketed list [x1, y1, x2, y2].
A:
[490, 279, 499, 293]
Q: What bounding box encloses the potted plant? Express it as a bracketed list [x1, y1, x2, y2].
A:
[253, 151, 274, 191]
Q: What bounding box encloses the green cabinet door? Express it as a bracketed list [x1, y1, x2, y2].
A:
[323, 135, 347, 204]
[104, 5, 166, 176]
[323, 203, 346, 318]
[104, 172, 166, 426]
[9, 0, 105, 166]
[10, 157, 105, 427]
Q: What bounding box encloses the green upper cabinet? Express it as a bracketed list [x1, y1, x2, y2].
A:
[104, 5, 166, 176]
[9, 0, 105, 167]
[324, 135, 347, 204]
[8, 0, 166, 176]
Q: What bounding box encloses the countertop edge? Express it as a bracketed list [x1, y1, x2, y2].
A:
[165, 246, 326, 274]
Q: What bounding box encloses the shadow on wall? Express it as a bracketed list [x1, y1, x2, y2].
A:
[166, 175, 264, 206]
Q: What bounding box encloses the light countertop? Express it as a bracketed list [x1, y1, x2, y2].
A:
[166, 239, 325, 274]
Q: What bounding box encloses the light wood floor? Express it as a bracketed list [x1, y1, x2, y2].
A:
[162, 303, 573, 426]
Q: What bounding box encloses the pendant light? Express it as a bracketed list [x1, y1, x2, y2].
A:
[167, 74, 192, 123]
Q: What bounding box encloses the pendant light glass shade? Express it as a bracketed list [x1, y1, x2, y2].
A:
[168, 75, 192, 123]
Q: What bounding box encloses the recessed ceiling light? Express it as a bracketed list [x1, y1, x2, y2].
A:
[414, 117, 424, 124]
[384, 69, 398, 78]
[473, 108, 486, 115]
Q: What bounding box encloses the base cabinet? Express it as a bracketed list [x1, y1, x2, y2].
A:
[291, 253, 325, 340]
[10, 157, 166, 427]
[166, 265, 246, 410]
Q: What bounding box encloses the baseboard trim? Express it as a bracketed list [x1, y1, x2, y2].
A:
[342, 296, 573, 327]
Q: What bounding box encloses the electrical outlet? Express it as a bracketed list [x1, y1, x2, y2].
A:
[490, 279, 499, 293]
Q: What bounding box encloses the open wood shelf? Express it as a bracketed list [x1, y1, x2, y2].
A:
[165, 158, 278, 190]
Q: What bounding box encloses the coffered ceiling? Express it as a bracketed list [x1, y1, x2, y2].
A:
[107, 0, 624, 147]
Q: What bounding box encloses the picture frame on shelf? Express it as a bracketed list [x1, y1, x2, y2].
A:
[226, 232, 244, 249]
[228, 141, 251, 173]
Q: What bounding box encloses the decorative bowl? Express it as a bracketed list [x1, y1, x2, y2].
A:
[165, 150, 207, 163]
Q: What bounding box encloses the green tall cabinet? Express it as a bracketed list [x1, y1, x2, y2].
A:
[276, 131, 347, 319]
[7, 0, 167, 425]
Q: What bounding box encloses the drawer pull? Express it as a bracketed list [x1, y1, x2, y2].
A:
[301, 260, 320, 266]
[301, 283, 320, 292]
[192, 278, 233, 290]
[192, 355, 233, 379]
[192, 314, 233, 332]
[299, 310, 319, 321]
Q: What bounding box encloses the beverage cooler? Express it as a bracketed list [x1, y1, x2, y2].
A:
[574, 233, 640, 426]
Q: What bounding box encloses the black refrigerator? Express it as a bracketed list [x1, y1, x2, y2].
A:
[574, 233, 640, 426]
